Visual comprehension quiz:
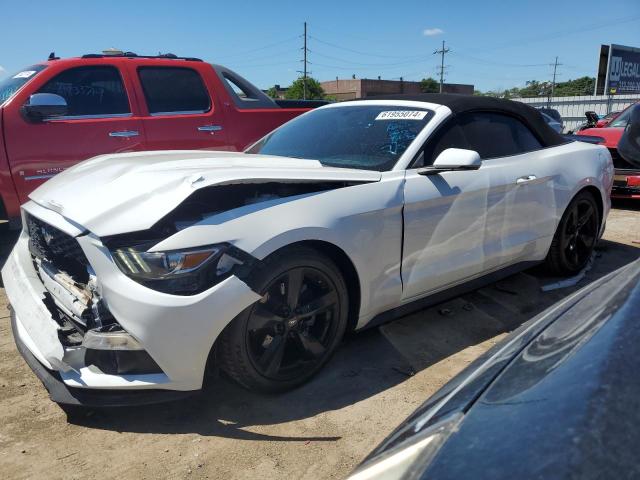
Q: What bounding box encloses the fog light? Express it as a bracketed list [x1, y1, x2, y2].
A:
[82, 328, 144, 351]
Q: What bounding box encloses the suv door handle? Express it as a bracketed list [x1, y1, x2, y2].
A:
[109, 130, 139, 138]
[516, 175, 537, 184]
[198, 125, 223, 132]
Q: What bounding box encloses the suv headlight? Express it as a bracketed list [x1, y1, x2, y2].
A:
[111, 243, 246, 295]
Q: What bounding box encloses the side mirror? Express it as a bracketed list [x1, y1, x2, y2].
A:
[20, 93, 68, 122]
[618, 105, 640, 167]
[418, 148, 481, 175]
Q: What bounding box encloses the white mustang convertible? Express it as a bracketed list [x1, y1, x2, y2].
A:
[2, 94, 613, 405]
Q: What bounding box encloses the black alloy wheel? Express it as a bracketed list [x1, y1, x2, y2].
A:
[545, 191, 600, 275]
[246, 267, 340, 381]
[218, 246, 348, 392]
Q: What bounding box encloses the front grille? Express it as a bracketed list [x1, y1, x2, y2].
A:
[26, 213, 89, 281]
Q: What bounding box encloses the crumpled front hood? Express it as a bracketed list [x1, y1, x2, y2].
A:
[28, 150, 381, 237]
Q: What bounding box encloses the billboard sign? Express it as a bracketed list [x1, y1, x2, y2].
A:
[604, 44, 640, 94]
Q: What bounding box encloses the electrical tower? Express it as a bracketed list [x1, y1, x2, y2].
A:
[433, 40, 450, 93]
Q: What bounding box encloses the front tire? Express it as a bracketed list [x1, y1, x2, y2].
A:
[218, 246, 348, 393]
[544, 191, 600, 276]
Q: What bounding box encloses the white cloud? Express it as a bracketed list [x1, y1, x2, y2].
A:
[423, 28, 444, 36]
[0, 65, 5, 77]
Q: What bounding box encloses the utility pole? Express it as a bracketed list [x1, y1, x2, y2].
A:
[433, 40, 450, 93]
[297, 22, 310, 100]
[549, 56, 562, 105]
[303, 22, 308, 100]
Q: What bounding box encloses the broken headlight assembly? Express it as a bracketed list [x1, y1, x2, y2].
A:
[111, 243, 249, 295]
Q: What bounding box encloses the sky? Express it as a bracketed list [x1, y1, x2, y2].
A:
[0, 0, 639, 92]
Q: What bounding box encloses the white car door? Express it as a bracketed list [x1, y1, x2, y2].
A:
[401, 112, 553, 301]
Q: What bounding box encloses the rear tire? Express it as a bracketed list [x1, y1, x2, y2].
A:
[218, 246, 348, 393]
[544, 191, 600, 276]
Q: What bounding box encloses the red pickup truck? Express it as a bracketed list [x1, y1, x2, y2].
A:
[0, 53, 318, 225]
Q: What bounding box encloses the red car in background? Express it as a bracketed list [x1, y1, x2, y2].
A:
[0, 53, 321, 225]
[578, 102, 640, 199]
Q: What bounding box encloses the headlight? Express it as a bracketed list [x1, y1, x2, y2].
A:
[113, 246, 220, 280]
[348, 413, 463, 480]
[111, 243, 246, 295]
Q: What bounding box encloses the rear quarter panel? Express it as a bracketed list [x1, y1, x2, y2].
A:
[551, 141, 612, 230]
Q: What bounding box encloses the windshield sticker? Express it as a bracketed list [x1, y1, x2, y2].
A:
[13, 71, 37, 79]
[375, 110, 428, 121]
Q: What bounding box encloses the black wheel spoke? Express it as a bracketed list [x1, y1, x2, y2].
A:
[286, 269, 305, 309]
[577, 205, 594, 228]
[294, 331, 326, 358]
[298, 290, 338, 318]
[569, 246, 579, 266]
[258, 334, 287, 376]
[248, 304, 283, 332]
[577, 233, 594, 249]
[569, 204, 579, 231]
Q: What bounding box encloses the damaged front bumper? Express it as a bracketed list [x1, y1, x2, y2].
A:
[3, 202, 261, 405]
[10, 311, 193, 407]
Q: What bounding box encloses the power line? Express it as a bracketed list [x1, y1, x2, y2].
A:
[459, 14, 640, 54]
[452, 52, 549, 68]
[310, 49, 429, 67]
[308, 35, 425, 60]
[434, 40, 450, 93]
[214, 35, 299, 60]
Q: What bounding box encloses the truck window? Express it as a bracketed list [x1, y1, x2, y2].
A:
[37, 66, 130, 117]
[138, 67, 210, 115]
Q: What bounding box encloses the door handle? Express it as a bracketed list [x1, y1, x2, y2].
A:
[109, 130, 139, 138]
[516, 175, 537, 185]
[198, 125, 223, 132]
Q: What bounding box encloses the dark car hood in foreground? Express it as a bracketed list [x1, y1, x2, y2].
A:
[360, 260, 640, 480]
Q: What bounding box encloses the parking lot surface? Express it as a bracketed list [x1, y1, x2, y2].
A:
[0, 202, 638, 480]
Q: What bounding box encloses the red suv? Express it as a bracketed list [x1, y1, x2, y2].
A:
[0, 53, 318, 225]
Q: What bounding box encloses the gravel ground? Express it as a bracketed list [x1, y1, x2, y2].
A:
[0, 202, 638, 480]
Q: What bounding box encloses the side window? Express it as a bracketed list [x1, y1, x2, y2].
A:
[223, 75, 251, 99]
[138, 67, 210, 114]
[37, 66, 130, 117]
[414, 120, 468, 167]
[457, 112, 542, 159]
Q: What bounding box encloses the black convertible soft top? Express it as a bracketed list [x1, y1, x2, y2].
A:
[370, 93, 566, 147]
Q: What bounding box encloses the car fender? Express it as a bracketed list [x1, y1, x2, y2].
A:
[152, 173, 407, 326]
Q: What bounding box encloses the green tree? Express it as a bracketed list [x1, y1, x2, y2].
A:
[420, 77, 440, 93]
[553, 76, 595, 96]
[284, 77, 325, 100]
[266, 86, 278, 98]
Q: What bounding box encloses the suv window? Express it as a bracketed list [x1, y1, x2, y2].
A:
[138, 67, 210, 114]
[37, 66, 129, 117]
[458, 112, 542, 159]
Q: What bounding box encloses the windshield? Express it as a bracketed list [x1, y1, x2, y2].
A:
[610, 105, 634, 128]
[0, 65, 47, 106]
[246, 105, 434, 171]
